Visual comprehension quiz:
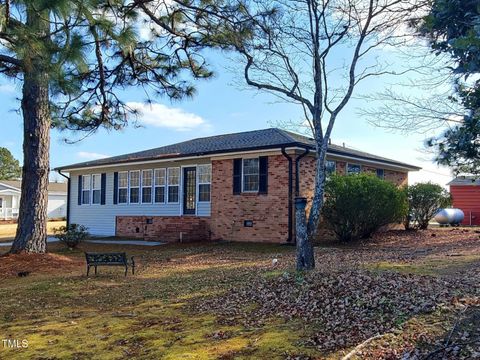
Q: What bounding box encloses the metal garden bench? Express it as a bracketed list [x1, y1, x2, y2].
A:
[85, 252, 135, 276]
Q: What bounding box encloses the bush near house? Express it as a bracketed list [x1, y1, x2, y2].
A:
[54, 224, 89, 249]
[403, 182, 451, 230]
[323, 174, 407, 242]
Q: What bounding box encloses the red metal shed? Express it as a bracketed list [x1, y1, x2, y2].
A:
[449, 177, 480, 226]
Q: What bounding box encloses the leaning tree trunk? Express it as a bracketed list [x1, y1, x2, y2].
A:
[9, 9, 50, 254]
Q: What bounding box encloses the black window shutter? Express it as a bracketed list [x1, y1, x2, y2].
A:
[113, 172, 118, 204]
[100, 173, 107, 205]
[77, 175, 82, 205]
[233, 158, 242, 195]
[259, 156, 268, 194]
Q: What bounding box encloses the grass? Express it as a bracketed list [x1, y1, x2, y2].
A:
[0, 230, 478, 359]
[0, 220, 66, 242]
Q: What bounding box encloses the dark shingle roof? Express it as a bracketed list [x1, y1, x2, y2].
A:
[448, 176, 480, 186]
[56, 128, 421, 171]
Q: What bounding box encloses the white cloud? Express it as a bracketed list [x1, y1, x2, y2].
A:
[127, 102, 207, 131]
[77, 151, 109, 160]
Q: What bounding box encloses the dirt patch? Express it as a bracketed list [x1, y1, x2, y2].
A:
[0, 252, 82, 278]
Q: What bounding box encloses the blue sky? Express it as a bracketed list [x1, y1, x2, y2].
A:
[0, 48, 453, 187]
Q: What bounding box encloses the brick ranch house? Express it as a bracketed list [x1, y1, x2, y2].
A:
[55, 128, 421, 243]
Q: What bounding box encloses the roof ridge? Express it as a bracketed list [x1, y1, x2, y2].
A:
[274, 128, 312, 143]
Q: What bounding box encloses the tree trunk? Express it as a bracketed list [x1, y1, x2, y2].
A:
[9, 8, 50, 254]
[295, 197, 315, 270]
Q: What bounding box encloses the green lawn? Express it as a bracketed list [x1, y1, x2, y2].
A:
[0, 221, 66, 242]
[0, 230, 479, 359]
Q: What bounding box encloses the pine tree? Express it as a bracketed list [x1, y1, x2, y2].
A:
[0, 147, 21, 180]
[0, 0, 212, 253]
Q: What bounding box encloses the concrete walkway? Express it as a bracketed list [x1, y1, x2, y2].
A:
[0, 237, 164, 247]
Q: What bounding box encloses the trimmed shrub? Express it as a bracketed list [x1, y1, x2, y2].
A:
[54, 224, 89, 249]
[323, 174, 407, 242]
[403, 182, 451, 230]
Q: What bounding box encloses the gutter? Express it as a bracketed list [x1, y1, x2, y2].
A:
[281, 148, 293, 243]
[57, 170, 70, 227]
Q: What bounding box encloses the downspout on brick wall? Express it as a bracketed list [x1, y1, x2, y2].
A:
[281, 148, 293, 243]
[295, 148, 310, 196]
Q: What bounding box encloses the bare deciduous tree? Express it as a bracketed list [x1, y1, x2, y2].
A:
[215, 0, 428, 269]
[140, 0, 431, 269]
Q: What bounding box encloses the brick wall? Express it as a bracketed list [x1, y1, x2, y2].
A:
[210, 155, 290, 243]
[297, 156, 409, 242]
[115, 154, 409, 244]
[116, 216, 210, 242]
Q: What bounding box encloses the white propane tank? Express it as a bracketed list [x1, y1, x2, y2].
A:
[434, 208, 465, 225]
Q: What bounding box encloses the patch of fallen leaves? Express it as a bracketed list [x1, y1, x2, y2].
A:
[196, 267, 479, 354]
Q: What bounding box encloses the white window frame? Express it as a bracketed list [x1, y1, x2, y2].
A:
[167, 167, 180, 203]
[197, 164, 211, 202]
[347, 163, 362, 175]
[325, 160, 336, 175]
[129, 170, 140, 204]
[376, 168, 385, 179]
[118, 171, 129, 204]
[141, 169, 153, 204]
[91, 173, 102, 205]
[81, 175, 91, 205]
[242, 158, 260, 193]
[154, 168, 166, 204]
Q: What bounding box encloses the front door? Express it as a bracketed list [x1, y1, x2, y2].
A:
[183, 167, 196, 215]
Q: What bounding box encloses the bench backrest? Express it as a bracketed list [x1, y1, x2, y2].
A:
[85, 252, 127, 264]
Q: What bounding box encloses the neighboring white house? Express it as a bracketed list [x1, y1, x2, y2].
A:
[0, 180, 68, 220]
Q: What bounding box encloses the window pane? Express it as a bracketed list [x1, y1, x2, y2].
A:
[130, 171, 140, 187]
[130, 187, 139, 203]
[199, 184, 211, 202]
[198, 164, 211, 183]
[142, 170, 152, 186]
[168, 186, 179, 203]
[244, 174, 259, 192]
[326, 161, 336, 175]
[82, 175, 91, 190]
[118, 188, 128, 203]
[376, 168, 384, 179]
[155, 169, 166, 186]
[155, 186, 165, 203]
[142, 187, 152, 203]
[243, 159, 259, 192]
[92, 189, 101, 204]
[168, 168, 180, 185]
[92, 174, 101, 190]
[119, 172, 128, 188]
[82, 190, 90, 204]
[347, 164, 361, 174]
[243, 158, 259, 175]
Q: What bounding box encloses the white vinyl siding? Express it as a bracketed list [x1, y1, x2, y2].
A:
[70, 163, 211, 236]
